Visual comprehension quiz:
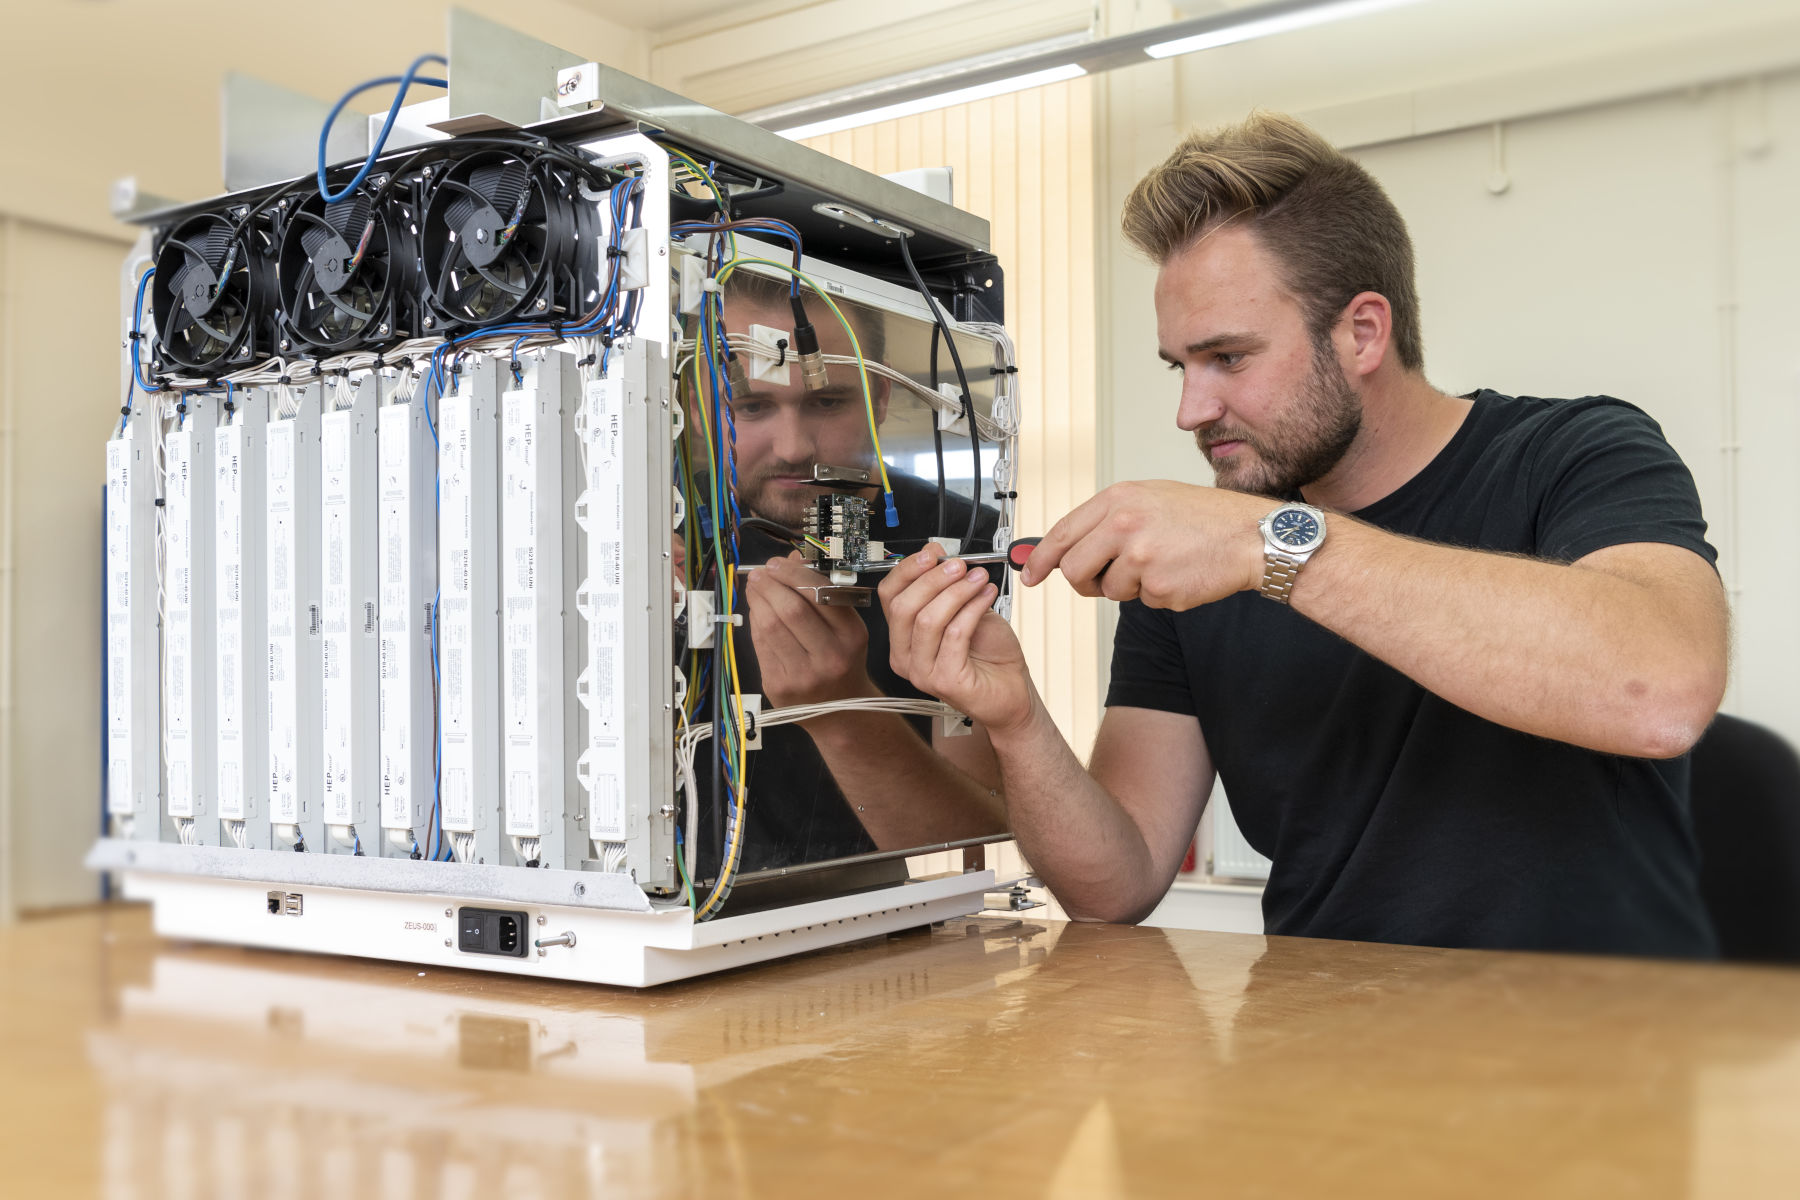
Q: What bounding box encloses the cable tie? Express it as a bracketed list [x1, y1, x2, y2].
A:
[277, 375, 291, 385]
[119, 405, 132, 417]
[990, 365, 1018, 375]
[127, 331, 145, 341]
[994, 490, 1018, 501]
[153, 497, 165, 507]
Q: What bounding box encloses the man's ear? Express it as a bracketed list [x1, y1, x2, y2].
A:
[872, 376, 891, 426]
[1342, 290, 1393, 381]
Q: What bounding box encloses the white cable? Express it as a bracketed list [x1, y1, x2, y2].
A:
[673, 333, 1017, 441]
[675, 697, 964, 836]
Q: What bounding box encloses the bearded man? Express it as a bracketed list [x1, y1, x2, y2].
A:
[878, 112, 1728, 956]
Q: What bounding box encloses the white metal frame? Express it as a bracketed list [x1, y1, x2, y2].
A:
[118, 867, 997, 988]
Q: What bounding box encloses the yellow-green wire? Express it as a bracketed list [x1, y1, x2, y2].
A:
[662, 145, 737, 257]
[712, 256, 894, 498]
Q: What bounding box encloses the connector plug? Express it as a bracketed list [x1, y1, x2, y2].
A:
[884, 493, 899, 528]
[790, 295, 830, 392]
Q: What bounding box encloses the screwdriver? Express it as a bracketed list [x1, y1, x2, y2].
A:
[738, 537, 1043, 576]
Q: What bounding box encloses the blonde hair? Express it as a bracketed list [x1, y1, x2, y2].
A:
[1122, 111, 1424, 372]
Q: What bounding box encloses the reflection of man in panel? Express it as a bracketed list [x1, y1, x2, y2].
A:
[881, 112, 1726, 956]
[687, 269, 1005, 872]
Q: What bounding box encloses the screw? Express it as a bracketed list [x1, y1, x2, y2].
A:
[475, 228, 488, 244]
[444, 938, 451, 947]
[279, 339, 291, 352]
[537, 914, 547, 926]
[444, 907, 452, 917]
[573, 882, 586, 897]
[535, 298, 548, 311]
[423, 315, 435, 328]
[377, 324, 389, 335]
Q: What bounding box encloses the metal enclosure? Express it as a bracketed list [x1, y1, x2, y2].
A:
[92, 18, 1023, 984]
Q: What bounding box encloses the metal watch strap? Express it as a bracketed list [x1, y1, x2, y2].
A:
[1260, 548, 1305, 604]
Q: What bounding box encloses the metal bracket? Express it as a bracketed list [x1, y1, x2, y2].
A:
[797, 585, 872, 608]
[982, 879, 1044, 913]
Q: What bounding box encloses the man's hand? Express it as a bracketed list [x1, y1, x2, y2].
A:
[1021, 480, 1277, 609]
[744, 552, 877, 709]
[878, 545, 1032, 735]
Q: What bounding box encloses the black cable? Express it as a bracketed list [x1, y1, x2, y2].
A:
[928, 324, 947, 541]
[898, 234, 980, 549]
[740, 516, 809, 547]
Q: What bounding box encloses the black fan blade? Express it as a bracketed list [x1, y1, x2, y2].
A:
[470, 161, 531, 217]
[438, 178, 492, 233]
[296, 209, 339, 259]
[322, 195, 369, 240]
[318, 284, 376, 325]
[470, 256, 528, 298]
[433, 238, 468, 308]
[188, 308, 236, 347]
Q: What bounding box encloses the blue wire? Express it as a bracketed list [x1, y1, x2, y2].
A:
[130, 267, 161, 394]
[317, 56, 449, 204]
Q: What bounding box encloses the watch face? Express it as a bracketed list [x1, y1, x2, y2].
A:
[1270, 507, 1322, 549]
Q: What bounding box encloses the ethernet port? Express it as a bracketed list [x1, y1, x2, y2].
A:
[266, 891, 283, 915]
[457, 907, 530, 958]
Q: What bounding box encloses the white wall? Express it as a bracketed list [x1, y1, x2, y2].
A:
[0, 4, 650, 918]
[1098, 5, 1800, 753]
[1353, 81, 1800, 741]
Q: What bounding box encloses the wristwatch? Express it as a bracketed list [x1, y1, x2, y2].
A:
[1257, 502, 1328, 604]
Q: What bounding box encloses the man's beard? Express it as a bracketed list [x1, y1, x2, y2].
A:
[1196, 338, 1362, 497]
[740, 459, 816, 527]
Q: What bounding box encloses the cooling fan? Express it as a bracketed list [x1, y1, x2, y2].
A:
[276, 186, 421, 354]
[421, 151, 597, 330]
[150, 212, 278, 376]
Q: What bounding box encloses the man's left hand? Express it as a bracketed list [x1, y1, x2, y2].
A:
[1021, 480, 1279, 609]
[745, 552, 878, 708]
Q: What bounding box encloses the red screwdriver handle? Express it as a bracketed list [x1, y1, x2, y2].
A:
[1006, 537, 1042, 572]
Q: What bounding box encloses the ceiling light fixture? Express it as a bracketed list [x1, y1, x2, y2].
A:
[776, 64, 1088, 141]
[1145, 0, 1427, 58]
[757, 0, 1434, 139]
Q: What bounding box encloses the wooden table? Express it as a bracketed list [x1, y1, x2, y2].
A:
[4, 904, 1799, 1198]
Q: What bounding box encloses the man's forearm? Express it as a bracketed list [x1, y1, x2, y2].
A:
[1295, 519, 1727, 757]
[804, 710, 1007, 850]
[982, 695, 1166, 923]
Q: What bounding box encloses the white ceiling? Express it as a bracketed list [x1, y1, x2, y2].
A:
[559, 0, 756, 34]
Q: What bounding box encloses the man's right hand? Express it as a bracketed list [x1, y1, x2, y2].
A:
[877, 544, 1033, 736]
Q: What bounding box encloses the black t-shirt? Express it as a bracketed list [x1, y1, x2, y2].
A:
[1106, 391, 1720, 957]
[708, 471, 999, 875]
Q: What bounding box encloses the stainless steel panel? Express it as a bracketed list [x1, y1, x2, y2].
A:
[223, 72, 369, 193]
